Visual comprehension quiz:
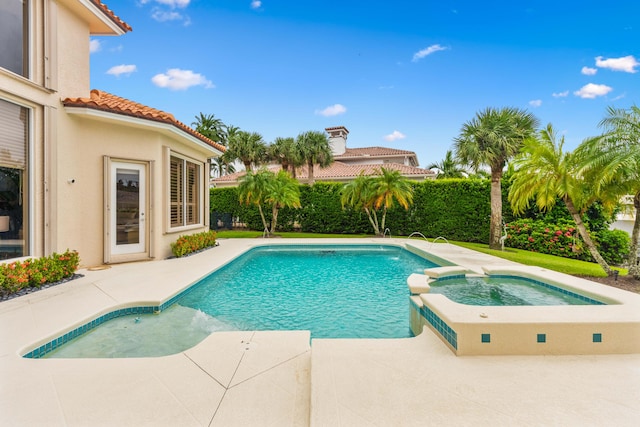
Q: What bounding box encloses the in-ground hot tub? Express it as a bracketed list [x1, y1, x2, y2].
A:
[408, 266, 640, 355]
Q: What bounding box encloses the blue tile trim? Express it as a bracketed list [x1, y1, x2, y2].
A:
[486, 275, 605, 305]
[418, 303, 458, 350]
[593, 333, 602, 343]
[537, 333, 546, 343]
[481, 333, 491, 343]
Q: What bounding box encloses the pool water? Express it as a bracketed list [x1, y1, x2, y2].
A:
[45, 245, 438, 358]
[428, 276, 602, 306]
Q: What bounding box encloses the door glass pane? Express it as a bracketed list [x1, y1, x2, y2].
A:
[115, 168, 139, 245]
[0, 98, 28, 260]
[0, 0, 28, 77]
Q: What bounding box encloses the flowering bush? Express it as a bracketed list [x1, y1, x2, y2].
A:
[0, 250, 80, 295]
[170, 230, 217, 258]
[505, 219, 629, 265]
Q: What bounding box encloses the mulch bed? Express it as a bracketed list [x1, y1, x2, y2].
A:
[576, 273, 640, 294]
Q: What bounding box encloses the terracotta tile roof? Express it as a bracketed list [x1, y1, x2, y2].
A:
[63, 89, 225, 152]
[90, 0, 132, 33]
[212, 161, 434, 184]
[336, 146, 416, 158]
[325, 126, 350, 133]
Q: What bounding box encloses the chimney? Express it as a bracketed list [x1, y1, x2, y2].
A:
[325, 126, 349, 155]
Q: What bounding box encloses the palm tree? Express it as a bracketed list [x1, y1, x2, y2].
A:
[296, 131, 333, 185]
[269, 137, 299, 174]
[578, 105, 640, 276]
[372, 167, 414, 234]
[238, 169, 271, 233]
[509, 124, 613, 275]
[341, 172, 380, 234]
[454, 107, 539, 249]
[427, 150, 467, 179]
[265, 170, 301, 233]
[340, 168, 414, 236]
[192, 113, 226, 144]
[227, 131, 267, 172]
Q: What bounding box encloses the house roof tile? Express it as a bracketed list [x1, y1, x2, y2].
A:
[63, 89, 225, 152]
[90, 0, 132, 33]
[212, 161, 434, 184]
[335, 146, 416, 158]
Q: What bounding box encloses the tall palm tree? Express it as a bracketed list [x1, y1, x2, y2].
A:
[578, 105, 640, 276]
[296, 131, 333, 185]
[265, 170, 301, 233]
[227, 131, 267, 172]
[238, 169, 271, 233]
[454, 107, 539, 249]
[509, 124, 613, 275]
[192, 113, 226, 144]
[340, 168, 414, 236]
[269, 137, 299, 174]
[427, 150, 467, 179]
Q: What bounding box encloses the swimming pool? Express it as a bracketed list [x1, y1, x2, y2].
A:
[41, 244, 439, 358]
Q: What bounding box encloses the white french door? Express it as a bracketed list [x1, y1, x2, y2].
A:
[109, 161, 147, 256]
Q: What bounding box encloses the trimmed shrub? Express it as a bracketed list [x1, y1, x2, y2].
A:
[595, 229, 630, 266]
[0, 250, 80, 295]
[505, 219, 630, 265]
[171, 230, 217, 257]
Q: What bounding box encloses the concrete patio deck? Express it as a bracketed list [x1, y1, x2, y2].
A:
[1, 238, 639, 426]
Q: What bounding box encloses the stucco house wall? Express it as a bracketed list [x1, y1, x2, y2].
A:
[1, 1, 222, 266]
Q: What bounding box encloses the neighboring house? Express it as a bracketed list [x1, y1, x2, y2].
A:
[212, 126, 434, 187]
[0, 1, 223, 265]
[611, 195, 635, 236]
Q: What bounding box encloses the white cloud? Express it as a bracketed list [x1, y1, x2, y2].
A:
[595, 55, 639, 73]
[151, 68, 214, 90]
[315, 104, 347, 117]
[574, 83, 613, 99]
[89, 39, 101, 54]
[581, 66, 597, 75]
[552, 91, 569, 98]
[384, 130, 406, 142]
[106, 64, 137, 77]
[153, 0, 190, 7]
[412, 44, 448, 62]
[529, 100, 542, 107]
[152, 9, 183, 22]
[251, 1, 262, 9]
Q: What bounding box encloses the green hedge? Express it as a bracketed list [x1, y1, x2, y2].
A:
[211, 178, 629, 264]
[211, 179, 493, 241]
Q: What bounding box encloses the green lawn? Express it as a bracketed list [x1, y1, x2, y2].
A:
[451, 241, 626, 277]
[213, 230, 625, 278]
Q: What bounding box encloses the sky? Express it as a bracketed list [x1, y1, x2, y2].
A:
[89, 0, 640, 168]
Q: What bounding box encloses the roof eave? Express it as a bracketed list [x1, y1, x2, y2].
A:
[61, 0, 130, 35]
[64, 106, 224, 157]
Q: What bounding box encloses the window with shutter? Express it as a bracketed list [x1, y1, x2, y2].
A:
[169, 154, 201, 228]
